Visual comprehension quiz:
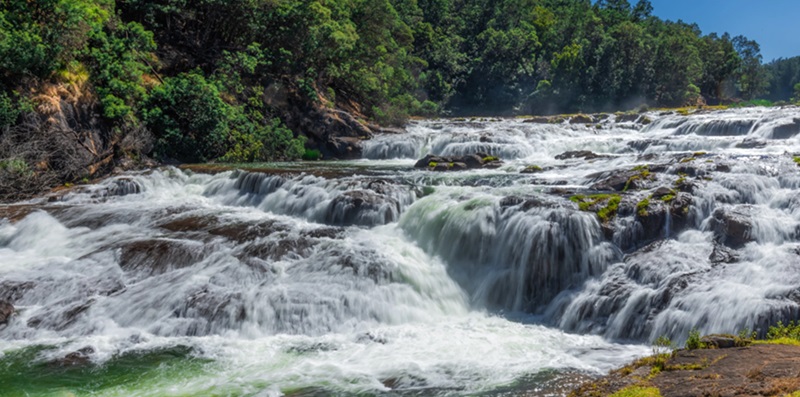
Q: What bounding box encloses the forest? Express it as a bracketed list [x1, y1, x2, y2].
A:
[1, 0, 799, 195]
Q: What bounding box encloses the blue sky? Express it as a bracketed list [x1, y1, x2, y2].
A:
[648, 0, 799, 62]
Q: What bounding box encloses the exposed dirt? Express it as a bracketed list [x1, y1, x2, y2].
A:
[571, 344, 800, 397]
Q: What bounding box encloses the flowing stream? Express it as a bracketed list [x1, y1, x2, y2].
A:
[1, 107, 800, 396]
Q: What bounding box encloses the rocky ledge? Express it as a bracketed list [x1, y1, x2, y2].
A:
[570, 343, 800, 397]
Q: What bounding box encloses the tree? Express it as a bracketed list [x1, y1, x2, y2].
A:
[733, 35, 769, 99]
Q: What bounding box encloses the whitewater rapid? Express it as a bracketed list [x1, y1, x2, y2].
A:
[1, 106, 800, 395]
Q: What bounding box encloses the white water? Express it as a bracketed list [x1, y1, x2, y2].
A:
[2, 106, 800, 395]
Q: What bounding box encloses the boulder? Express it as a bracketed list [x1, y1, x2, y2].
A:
[413, 153, 502, 171]
[555, 150, 604, 160]
[709, 207, 755, 249]
[700, 334, 738, 349]
[0, 300, 14, 325]
[325, 189, 401, 227]
[326, 137, 363, 159]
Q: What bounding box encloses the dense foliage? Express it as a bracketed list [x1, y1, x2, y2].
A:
[0, 0, 797, 178]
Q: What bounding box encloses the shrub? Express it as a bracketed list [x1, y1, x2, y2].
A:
[0, 92, 20, 128]
[143, 72, 232, 162]
[685, 328, 702, 350]
[302, 149, 322, 161]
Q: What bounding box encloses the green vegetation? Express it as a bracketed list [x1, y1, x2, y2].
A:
[793, 156, 800, 166]
[482, 156, 499, 163]
[660, 194, 675, 203]
[610, 386, 662, 397]
[624, 165, 653, 191]
[637, 197, 650, 217]
[302, 149, 322, 161]
[572, 194, 621, 222]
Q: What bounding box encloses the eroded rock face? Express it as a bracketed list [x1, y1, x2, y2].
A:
[555, 150, 605, 160]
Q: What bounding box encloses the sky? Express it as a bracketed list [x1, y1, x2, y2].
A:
[648, 0, 799, 62]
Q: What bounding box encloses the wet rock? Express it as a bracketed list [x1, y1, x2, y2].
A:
[479, 135, 492, 143]
[634, 192, 693, 244]
[27, 299, 94, 331]
[770, 118, 800, 139]
[700, 334, 737, 349]
[709, 207, 755, 249]
[522, 116, 551, 124]
[637, 115, 652, 125]
[327, 137, 363, 159]
[50, 347, 95, 367]
[325, 189, 401, 227]
[239, 237, 315, 262]
[590, 169, 651, 192]
[616, 113, 640, 123]
[0, 280, 35, 302]
[569, 114, 594, 124]
[171, 287, 246, 336]
[709, 244, 738, 264]
[105, 178, 142, 197]
[736, 138, 767, 149]
[651, 187, 676, 199]
[555, 150, 605, 160]
[0, 300, 14, 325]
[521, 165, 544, 174]
[413, 153, 503, 171]
[119, 238, 205, 276]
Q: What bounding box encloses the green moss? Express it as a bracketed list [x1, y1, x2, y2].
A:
[679, 157, 695, 163]
[637, 197, 651, 217]
[793, 156, 800, 166]
[573, 194, 621, 222]
[660, 194, 675, 203]
[428, 161, 438, 168]
[693, 151, 707, 157]
[524, 165, 543, 172]
[624, 166, 653, 191]
[482, 156, 499, 162]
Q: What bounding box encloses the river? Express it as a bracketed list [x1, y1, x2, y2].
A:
[1, 107, 799, 396]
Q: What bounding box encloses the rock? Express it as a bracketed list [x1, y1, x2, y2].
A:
[414, 153, 502, 171]
[636, 115, 653, 125]
[700, 334, 737, 349]
[462, 154, 484, 169]
[479, 135, 493, 143]
[651, 187, 676, 199]
[521, 165, 544, 174]
[709, 207, 755, 249]
[555, 150, 604, 160]
[569, 114, 594, 124]
[709, 244, 738, 264]
[325, 189, 401, 227]
[119, 238, 205, 276]
[326, 137, 363, 159]
[0, 300, 14, 325]
[50, 347, 95, 367]
[736, 138, 767, 149]
[616, 113, 640, 123]
[522, 116, 550, 124]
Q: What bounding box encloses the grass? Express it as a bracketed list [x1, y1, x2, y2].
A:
[610, 386, 662, 397]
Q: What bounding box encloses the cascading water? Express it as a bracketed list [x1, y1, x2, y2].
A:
[2, 106, 800, 396]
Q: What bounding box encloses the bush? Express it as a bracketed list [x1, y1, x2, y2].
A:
[685, 328, 702, 350]
[143, 72, 234, 162]
[0, 92, 20, 128]
[302, 148, 322, 161]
